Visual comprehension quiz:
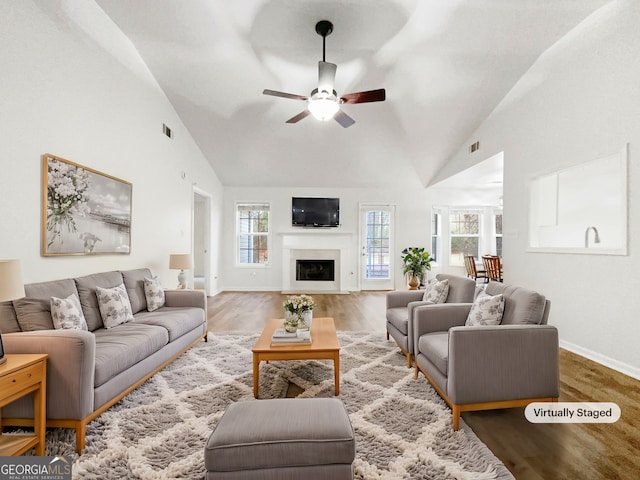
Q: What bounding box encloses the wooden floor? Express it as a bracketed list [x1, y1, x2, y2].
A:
[207, 291, 640, 480]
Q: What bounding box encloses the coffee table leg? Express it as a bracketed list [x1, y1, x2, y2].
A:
[334, 352, 340, 396]
[253, 353, 259, 398]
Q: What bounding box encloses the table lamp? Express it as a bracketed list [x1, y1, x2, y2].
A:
[169, 254, 193, 289]
[0, 259, 26, 365]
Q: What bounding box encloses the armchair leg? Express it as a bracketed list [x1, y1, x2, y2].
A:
[405, 352, 412, 369]
[414, 365, 419, 379]
[386, 330, 389, 340]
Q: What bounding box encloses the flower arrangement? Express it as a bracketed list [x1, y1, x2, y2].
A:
[283, 295, 315, 332]
[46, 159, 91, 249]
[283, 294, 315, 314]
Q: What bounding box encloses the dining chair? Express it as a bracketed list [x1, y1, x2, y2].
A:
[482, 255, 503, 282]
[464, 255, 488, 283]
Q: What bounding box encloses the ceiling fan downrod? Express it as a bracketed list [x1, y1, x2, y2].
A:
[315, 20, 333, 62]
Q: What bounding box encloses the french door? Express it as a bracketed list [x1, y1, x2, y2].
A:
[359, 205, 395, 290]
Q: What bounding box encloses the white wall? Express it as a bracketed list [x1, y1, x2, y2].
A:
[434, 0, 640, 378]
[221, 186, 433, 291]
[0, 1, 223, 291]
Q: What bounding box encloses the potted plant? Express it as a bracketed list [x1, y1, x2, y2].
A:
[401, 247, 434, 290]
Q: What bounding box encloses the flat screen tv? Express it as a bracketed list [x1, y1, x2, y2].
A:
[292, 197, 340, 227]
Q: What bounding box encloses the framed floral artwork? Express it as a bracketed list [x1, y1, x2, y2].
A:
[42, 154, 132, 256]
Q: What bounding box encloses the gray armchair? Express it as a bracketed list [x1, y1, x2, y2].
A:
[413, 282, 559, 430]
[386, 274, 476, 368]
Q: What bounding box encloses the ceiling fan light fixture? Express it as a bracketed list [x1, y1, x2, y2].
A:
[308, 97, 339, 121]
[262, 20, 385, 127]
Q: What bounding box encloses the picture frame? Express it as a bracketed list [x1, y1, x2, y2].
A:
[42, 153, 132, 256]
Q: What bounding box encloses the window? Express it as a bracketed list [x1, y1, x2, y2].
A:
[237, 203, 269, 265]
[449, 210, 480, 265]
[431, 210, 442, 263]
[494, 211, 503, 257]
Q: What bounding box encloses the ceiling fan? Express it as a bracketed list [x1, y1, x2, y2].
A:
[263, 20, 386, 128]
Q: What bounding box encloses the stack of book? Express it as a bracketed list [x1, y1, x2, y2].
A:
[271, 328, 312, 344]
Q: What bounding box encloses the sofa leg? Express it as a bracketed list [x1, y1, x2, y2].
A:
[76, 422, 86, 454]
[405, 352, 412, 369]
[414, 365, 419, 379]
[386, 330, 389, 340]
[452, 405, 461, 431]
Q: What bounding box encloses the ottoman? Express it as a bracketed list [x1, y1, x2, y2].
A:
[204, 398, 356, 480]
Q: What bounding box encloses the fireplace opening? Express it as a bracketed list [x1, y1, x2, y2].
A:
[296, 259, 335, 281]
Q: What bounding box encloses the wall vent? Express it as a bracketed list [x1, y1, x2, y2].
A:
[469, 141, 480, 153]
[163, 123, 173, 138]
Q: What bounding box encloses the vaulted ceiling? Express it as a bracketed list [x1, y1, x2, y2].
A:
[95, 0, 610, 189]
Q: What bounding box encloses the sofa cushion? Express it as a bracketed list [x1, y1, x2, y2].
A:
[143, 276, 165, 312]
[14, 279, 78, 331]
[386, 307, 408, 335]
[121, 268, 153, 314]
[96, 284, 134, 328]
[50, 293, 88, 331]
[93, 323, 169, 387]
[133, 307, 204, 342]
[485, 283, 546, 325]
[0, 301, 21, 333]
[465, 291, 505, 326]
[75, 271, 124, 331]
[423, 279, 449, 303]
[418, 332, 449, 376]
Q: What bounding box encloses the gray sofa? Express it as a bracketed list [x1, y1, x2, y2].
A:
[0, 268, 207, 453]
[386, 274, 477, 367]
[413, 281, 559, 430]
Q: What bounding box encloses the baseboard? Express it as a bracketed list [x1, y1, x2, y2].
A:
[560, 340, 640, 381]
[281, 290, 351, 295]
[220, 286, 280, 292]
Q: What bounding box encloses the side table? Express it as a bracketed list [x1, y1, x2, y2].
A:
[0, 354, 48, 456]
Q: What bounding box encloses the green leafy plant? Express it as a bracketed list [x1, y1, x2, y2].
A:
[401, 247, 434, 278]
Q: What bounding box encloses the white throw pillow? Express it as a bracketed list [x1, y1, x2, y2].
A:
[144, 276, 165, 312]
[422, 279, 449, 304]
[50, 293, 88, 331]
[465, 291, 505, 326]
[95, 284, 134, 328]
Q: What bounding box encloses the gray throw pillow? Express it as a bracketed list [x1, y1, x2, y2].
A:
[50, 293, 88, 331]
[144, 276, 165, 312]
[465, 291, 505, 326]
[95, 284, 134, 328]
[422, 279, 449, 304]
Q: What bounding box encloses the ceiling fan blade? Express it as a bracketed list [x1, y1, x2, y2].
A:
[340, 88, 386, 104]
[318, 61, 337, 94]
[263, 89, 308, 101]
[286, 110, 311, 124]
[334, 109, 355, 128]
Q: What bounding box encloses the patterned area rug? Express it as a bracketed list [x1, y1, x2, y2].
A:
[37, 332, 514, 479]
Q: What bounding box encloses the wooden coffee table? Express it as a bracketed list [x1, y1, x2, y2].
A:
[252, 317, 340, 398]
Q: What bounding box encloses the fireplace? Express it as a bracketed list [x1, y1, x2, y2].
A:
[296, 259, 335, 282]
[282, 234, 351, 293]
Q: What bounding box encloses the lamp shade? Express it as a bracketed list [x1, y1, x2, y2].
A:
[0, 259, 26, 302]
[169, 254, 193, 270]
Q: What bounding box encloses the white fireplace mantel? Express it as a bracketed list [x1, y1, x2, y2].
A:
[281, 232, 353, 294]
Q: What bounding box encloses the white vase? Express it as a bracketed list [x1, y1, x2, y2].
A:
[300, 310, 313, 329]
[284, 311, 301, 332]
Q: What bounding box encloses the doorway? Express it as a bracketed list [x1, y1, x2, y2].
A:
[193, 188, 212, 294]
[359, 204, 395, 290]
